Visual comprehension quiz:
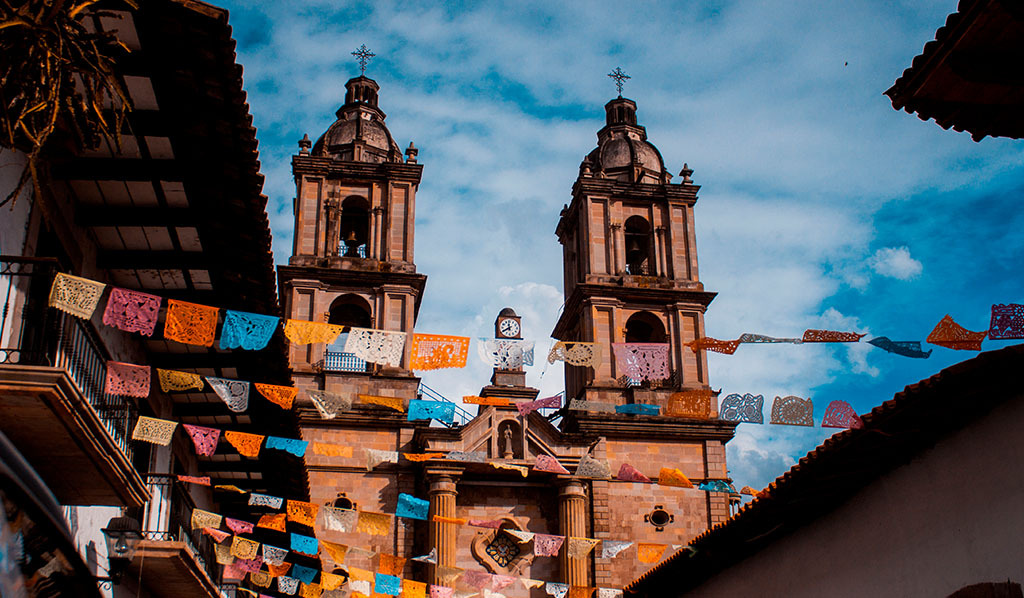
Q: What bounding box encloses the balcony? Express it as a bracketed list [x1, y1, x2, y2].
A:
[316, 350, 371, 373]
[130, 474, 221, 598]
[0, 256, 148, 507]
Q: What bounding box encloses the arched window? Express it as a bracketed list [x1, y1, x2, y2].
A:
[624, 216, 652, 275]
[625, 311, 666, 343]
[328, 294, 372, 328]
[339, 196, 369, 257]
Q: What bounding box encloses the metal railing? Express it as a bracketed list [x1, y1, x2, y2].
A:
[338, 242, 369, 258]
[625, 261, 652, 276]
[322, 350, 370, 373]
[418, 383, 473, 427]
[1, 255, 137, 462]
[143, 474, 220, 584]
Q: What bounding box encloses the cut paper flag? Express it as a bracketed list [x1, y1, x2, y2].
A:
[447, 450, 487, 463]
[357, 511, 392, 536]
[131, 416, 177, 445]
[463, 570, 492, 590]
[183, 424, 220, 457]
[202, 527, 229, 543]
[266, 436, 309, 457]
[224, 430, 264, 458]
[615, 403, 660, 415]
[435, 566, 464, 585]
[348, 546, 377, 559]
[178, 475, 210, 486]
[287, 500, 319, 527]
[105, 361, 151, 398]
[298, 582, 321, 598]
[769, 396, 814, 427]
[463, 395, 510, 406]
[575, 454, 612, 479]
[278, 576, 300, 594]
[214, 542, 235, 566]
[231, 536, 261, 560]
[567, 537, 600, 559]
[102, 287, 160, 336]
[568, 399, 615, 413]
[258, 513, 287, 532]
[215, 484, 246, 494]
[534, 454, 570, 474]
[598, 589, 624, 598]
[375, 573, 402, 596]
[534, 534, 565, 557]
[157, 368, 205, 392]
[403, 580, 428, 598]
[612, 342, 670, 381]
[990, 304, 1024, 340]
[48, 273, 105, 319]
[430, 585, 455, 598]
[367, 449, 399, 470]
[249, 493, 284, 509]
[698, 480, 734, 493]
[493, 575, 517, 591]
[517, 394, 561, 416]
[410, 334, 471, 370]
[262, 545, 289, 566]
[322, 572, 346, 591]
[412, 548, 437, 564]
[290, 533, 319, 556]
[867, 337, 932, 359]
[250, 571, 272, 588]
[686, 337, 740, 355]
[801, 329, 866, 343]
[190, 508, 222, 530]
[505, 530, 534, 544]
[657, 467, 694, 488]
[164, 299, 218, 346]
[468, 519, 503, 529]
[637, 543, 668, 564]
[290, 564, 318, 584]
[360, 394, 405, 412]
[320, 507, 358, 532]
[667, 389, 717, 419]
[206, 376, 250, 412]
[312, 442, 353, 457]
[255, 383, 298, 409]
[569, 588, 593, 598]
[319, 540, 348, 564]
[738, 333, 802, 344]
[433, 515, 467, 525]
[616, 463, 651, 483]
[546, 582, 569, 598]
[404, 452, 445, 462]
[718, 393, 764, 424]
[268, 562, 291, 577]
[220, 310, 279, 350]
[478, 338, 535, 369]
[740, 486, 762, 497]
[378, 553, 407, 576]
[283, 319, 345, 345]
[396, 493, 430, 520]
[345, 327, 407, 367]
[927, 314, 987, 351]
[307, 390, 352, 419]
[408, 399, 455, 423]
[821, 400, 864, 429]
[226, 518, 255, 534]
[547, 341, 602, 368]
[601, 541, 632, 559]
[521, 579, 545, 590]
[491, 462, 529, 477]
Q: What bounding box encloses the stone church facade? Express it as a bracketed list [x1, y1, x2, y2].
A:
[277, 75, 736, 593]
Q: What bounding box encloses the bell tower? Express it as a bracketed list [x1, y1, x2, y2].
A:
[552, 91, 717, 410]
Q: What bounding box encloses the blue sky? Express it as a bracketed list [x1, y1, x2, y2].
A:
[217, 0, 1024, 493]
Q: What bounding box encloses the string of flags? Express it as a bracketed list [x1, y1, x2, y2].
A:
[46, 273, 1024, 381]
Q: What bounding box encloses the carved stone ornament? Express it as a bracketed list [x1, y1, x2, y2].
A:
[470, 517, 534, 575]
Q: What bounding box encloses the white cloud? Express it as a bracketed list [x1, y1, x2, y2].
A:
[868, 246, 923, 280]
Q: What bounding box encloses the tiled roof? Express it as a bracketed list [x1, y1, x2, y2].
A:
[626, 343, 1024, 596]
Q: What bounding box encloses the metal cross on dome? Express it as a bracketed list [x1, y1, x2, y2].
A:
[352, 44, 376, 75]
[608, 67, 630, 96]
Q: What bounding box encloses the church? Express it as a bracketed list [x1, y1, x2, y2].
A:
[278, 63, 736, 592]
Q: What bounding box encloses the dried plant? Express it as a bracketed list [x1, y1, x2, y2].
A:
[0, 0, 137, 208]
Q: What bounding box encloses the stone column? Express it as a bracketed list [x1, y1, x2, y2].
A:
[609, 223, 622, 275]
[428, 469, 460, 585]
[372, 206, 384, 260]
[655, 226, 667, 276]
[559, 479, 589, 586]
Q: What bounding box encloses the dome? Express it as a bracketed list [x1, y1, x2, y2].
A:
[312, 76, 403, 163]
[582, 97, 669, 184]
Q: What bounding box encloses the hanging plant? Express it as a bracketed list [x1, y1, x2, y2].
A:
[0, 0, 137, 208]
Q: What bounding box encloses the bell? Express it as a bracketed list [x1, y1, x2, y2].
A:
[343, 230, 361, 257]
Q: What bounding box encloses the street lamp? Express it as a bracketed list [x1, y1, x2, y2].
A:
[100, 516, 142, 584]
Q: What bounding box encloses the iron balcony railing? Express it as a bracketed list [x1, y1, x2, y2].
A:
[0, 255, 138, 462]
[417, 383, 473, 427]
[322, 350, 370, 373]
[142, 474, 220, 584]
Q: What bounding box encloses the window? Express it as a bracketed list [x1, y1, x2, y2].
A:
[339, 196, 369, 257]
[624, 311, 667, 343]
[624, 216, 652, 275]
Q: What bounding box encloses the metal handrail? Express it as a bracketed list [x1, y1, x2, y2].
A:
[417, 383, 473, 426]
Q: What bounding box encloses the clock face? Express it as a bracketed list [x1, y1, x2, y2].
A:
[499, 318, 521, 338]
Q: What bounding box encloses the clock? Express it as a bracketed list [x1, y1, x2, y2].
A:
[498, 318, 520, 338]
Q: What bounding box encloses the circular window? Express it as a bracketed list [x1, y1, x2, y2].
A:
[649, 509, 670, 526]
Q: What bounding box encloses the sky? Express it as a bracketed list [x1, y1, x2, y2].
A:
[217, 0, 1024, 493]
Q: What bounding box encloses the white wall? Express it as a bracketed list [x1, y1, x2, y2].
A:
[682, 391, 1024, 598]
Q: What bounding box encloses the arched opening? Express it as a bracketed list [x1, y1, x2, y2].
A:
[339, 196, 370, 257]
[496, 420, 523, 460]
[625, 311, 667, 343]
[624, 216, 652, 275]
[328, 294, 372, 328]
[332, 492, 356, 510]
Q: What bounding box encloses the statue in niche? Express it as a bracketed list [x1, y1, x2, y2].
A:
[502, 426, 514, 459]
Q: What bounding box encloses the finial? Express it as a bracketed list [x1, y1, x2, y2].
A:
[298, 133, 311, 155]
[608, 67, 630, 97]
[405, 141, 418, 163]
[680, 163, 693, 184]
[352, 44, 376, 75]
